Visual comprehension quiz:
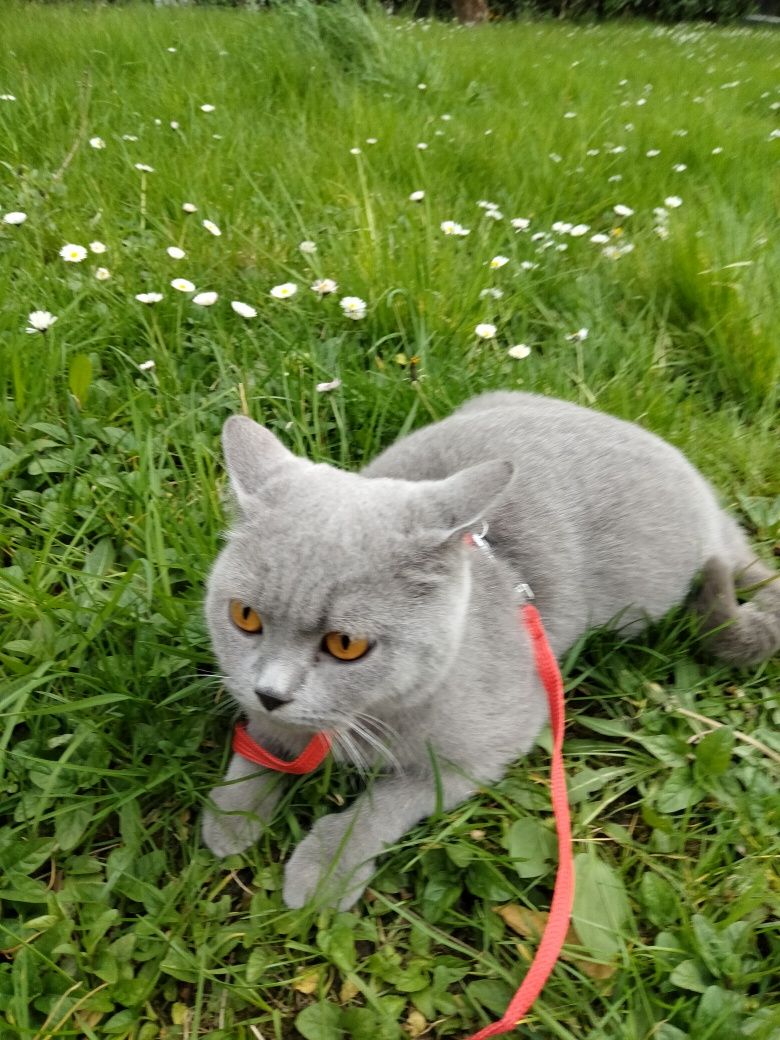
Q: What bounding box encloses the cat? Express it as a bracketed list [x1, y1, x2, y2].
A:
[201, 391, 780, 910]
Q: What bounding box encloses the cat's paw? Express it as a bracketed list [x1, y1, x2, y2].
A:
[282, 814, 375, 910]
[201, 804, 262, 858]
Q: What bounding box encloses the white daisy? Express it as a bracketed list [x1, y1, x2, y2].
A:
[508, 344, 531, 359]
[26, 310, 58, 333]
[590, 233, 610, 244]
[613, 204, 634, 217]
[672, 163, 687, 172]
[566, 327, 589, 342]
[270, 282, 297, 300]
[60, 244, 88, 263]
[311, 278, 338, 295]
[192, 291, 218, 306]
[171, 278, 195, 293]
[569, 224, 590, 237]
[475, 323, 497, 340]
[182, 202, 198, 213]
[138, 360, 156, 371]
[340, 296, 367, 320]
[299, 240, 317, 254]
[89, 137, 106, 150]
[489, 255, 509, 269]
[135, 292, 163, 304]
[408, 190, 425, 202]
[167, 246, 186, 260]
[134, 163, 154, 173]
[202, 219, 221, 236]
[316, 378, 342, 393]
[89, 241, 106, 254]
[231, 301, 257, 318]
[200, 103, 215, 113]
[664, 196, 683, 208]
[95, 267, 111, 281]
[511, 218, 531, 231]
[3, 211, 27, 225]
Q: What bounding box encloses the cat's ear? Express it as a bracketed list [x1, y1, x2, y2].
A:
[417, 459, 514, 538]
[222, 416, 298, 504]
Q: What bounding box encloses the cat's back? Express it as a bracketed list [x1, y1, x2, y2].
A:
[363, 391, 686, 485]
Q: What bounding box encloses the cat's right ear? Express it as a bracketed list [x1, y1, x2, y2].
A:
[222, 416, 296, 506]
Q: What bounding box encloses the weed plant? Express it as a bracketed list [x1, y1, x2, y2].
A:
[1, 3, 778, 1038]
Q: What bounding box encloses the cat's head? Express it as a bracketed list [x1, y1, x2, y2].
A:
[205, 416, 511, 746]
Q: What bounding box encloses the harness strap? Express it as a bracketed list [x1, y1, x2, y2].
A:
[464, 603, 573, 1039]
[232, 722, 331, 774]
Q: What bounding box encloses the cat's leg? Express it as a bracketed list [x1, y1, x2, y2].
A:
[202, 753, 285, 857]
[282, 771, 477, 910]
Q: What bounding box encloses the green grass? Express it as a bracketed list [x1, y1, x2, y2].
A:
[1, 3, 779, 1038]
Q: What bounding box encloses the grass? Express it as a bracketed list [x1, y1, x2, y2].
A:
[1, 2, 779, 1038]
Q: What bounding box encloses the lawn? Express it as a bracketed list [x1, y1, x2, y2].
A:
[1, 2, 779, 1038]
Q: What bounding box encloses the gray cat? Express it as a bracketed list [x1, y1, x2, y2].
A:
[202, 391, 780, 909]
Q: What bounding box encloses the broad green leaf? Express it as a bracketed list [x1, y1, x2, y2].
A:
[294, 1002, 342, 1040]
[466, 979, 516, 1017]
[55, 805, 94, 852]
[655, 768, 704, 813]
[669, 958, 709, 993]
[694, 728, 734, 780]
[640, 873, 679, 928]
[691, 985, 742, 1031]
[571, 851, 633, 964]
[505, 818, 556, 878]
[68, 353, 93, 407]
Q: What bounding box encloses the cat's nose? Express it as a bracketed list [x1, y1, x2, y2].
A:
[255, 688, 292, 713]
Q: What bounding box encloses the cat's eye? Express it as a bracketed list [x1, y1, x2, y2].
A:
[229, 599, 263, 634]
[322, 632, 371, 662]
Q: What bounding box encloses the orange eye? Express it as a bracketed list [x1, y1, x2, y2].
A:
[229, 600, 263, 634]
[323, 632, 371, 662]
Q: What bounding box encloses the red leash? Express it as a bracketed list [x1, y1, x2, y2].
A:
[232, 604, 573, 1037]
[463, 603, 573, 1039]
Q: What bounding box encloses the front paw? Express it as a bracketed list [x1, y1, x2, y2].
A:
[282, 814, 376, 910]
[201, 800, 262, 858]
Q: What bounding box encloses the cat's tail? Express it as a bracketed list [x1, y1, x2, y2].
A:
[694, 556, 780, 666]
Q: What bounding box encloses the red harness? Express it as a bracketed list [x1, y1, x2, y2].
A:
[232, 593, 573, 1037]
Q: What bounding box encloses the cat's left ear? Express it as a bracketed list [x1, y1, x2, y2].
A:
[416, 459, 514, 540]
[222, 416, 301, 506]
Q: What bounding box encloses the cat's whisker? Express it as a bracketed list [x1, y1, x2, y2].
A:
[347, 717, 401, 773]
[330, 728, 371, 776]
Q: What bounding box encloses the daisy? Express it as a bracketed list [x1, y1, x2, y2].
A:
[511, 218, 531, 231]
[480, 288, 504, 300]
[122, 134, 139, 142]
[350, 147, 362, 155]
[135, 292, 163, 304]
[26, 310, 58, 333]
[340, 296, 367, 320]
[138, 360, 156, 371]
[440, 220, 470, 237]
[590, 233, 609, 244]
[508, 344, 531, 359]
[167, 246, 186, 259]
[170, 278, 195, 293]
[89, 241, 106, 254]
[664, 196, 683, 208]
[270, 283, 297, 300]
[672, 163, 687, 173]
[566, 327, 589, 342]
[299, 240, 317, 254]
[3, 211, 27, 225]
[613, 204, 634, 217]
[475, 323, 497, 340]
[182, 202, 198, 213]
[569, 224, 590, 237]
[416, 142, 428, 150]
[200, 103, 215, 113]
[134, 163, 154, 173]
[60, 244, 88, 263]
[366, 137, 378, 145]
[95, 267, 111, 281]
[192, 291, 218, 306]
[89, 137, 106, 150]
[202, 219, 221, 236]
[311, 278, 338, 295]
[489, 256, 509, 269]
[316, 378, 342, 393]
[408, 190, 425, 202]
[231, 301, 257, 318]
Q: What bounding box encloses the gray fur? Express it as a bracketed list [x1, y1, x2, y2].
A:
[202, 392, 779, 909]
